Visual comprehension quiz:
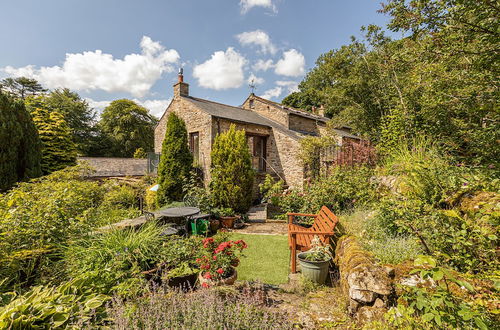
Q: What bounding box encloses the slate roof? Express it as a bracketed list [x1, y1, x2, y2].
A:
[78, 157, 148, 177]
[183, 96, 302, 140]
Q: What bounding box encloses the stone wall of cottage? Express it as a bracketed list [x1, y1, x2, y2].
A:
[288, 113, 319, 134]
[241, 96, 290, 128]
[154, 97, 213, 182]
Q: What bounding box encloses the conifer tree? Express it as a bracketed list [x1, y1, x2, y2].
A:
[210, 124, 254, 213]
[156, 112, 192, 206]
[0, 92, 41, 191]
[28, 98, 77, 174]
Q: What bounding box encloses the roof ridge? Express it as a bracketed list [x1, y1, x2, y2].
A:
[186, 96, 244, 111]
[252, 94, 326, 120]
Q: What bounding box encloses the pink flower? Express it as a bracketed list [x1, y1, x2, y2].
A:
[204, 272, 212, 279]
[216, 268, 224, 274]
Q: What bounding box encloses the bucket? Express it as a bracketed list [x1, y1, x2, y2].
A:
[191, 219, 209, 235]
[298, 252, 330, 284]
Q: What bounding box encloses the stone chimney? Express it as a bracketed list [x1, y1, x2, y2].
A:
[173, 68, 189, 97]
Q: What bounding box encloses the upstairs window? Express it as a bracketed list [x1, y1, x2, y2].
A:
[249, 99, 254, 109]
[189, 132, 200, 165]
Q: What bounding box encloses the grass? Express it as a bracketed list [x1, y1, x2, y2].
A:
[228, 233, 289, 285]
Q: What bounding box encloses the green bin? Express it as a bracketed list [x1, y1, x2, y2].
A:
[190, 218, 209, 235]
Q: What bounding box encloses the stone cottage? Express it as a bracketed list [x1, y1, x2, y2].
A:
[154, 71, 359, 189]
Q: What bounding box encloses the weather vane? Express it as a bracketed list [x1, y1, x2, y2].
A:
[249, 79, 257, 94]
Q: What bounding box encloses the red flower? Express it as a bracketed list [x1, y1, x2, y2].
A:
[202, 282, 210, 288]
[203, 272, 212, 279]
[212, 255, 217, 260]
[216, 268, 224, 274]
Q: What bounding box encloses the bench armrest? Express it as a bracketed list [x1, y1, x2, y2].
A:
[287, 213, 317, 224]
[289, 231, 334, 235]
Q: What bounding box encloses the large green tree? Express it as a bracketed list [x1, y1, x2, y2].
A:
[283, 0, 499, 165]
[99, 99, 158, 157]
[156, 112, 193, 206]
[210, 124, 254, 213]
[0, 92, 42, 191]
[0, 77, 47, 99]
[43, 88, 96, 155]
[27, 97, 77, 174]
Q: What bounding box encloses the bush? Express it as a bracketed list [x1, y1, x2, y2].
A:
[0, 166, 105, 289]
[210, 124, 254, 213]
[101, 183, 138, 209]
[108, 285, 293, 329]
[156, 112, 192, 206]
[0, 279, 108, 329]
[64, 222, 165, 296]
[275, 166, 376, 220]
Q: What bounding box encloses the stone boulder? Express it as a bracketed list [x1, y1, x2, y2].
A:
[335, 235, 394, 315]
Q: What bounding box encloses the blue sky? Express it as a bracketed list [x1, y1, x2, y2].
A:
[0, 0, 391, 117]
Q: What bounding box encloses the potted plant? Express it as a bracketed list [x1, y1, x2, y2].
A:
[297, 236, 332, 284]
[214, 207, 237, 229]
[196, 237, 247, 287]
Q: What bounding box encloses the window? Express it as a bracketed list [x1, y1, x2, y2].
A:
[246, 134, 267, 172]
[249, 99, 254, 109]
[189, 132, 200, 165]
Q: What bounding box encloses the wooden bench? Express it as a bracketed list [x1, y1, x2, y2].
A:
[288, 206, 339, 273]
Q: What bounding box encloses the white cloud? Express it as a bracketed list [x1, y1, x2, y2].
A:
[247, 73, 265, 85]
[86, 97, 172, 119]
[252, 59, 274, 72]
[135, 98, 172, 118]
[193, 47, 247, 90]
[261, 86, 282, 100]
[274, 49, 305, 77]
[3, 36, 180, 98]
[276, 80, 299, 93]
[236, 30, 277, 55]
[240, 0, 276, 14]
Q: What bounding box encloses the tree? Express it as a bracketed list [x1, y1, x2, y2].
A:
[0, 91, 42, 191]
[210, 124, 254, 213]
[27, 97, 77, 174]
[156, 112, 193, 206]
[0, 77, 47, 99]
[99, 99, 158, 157]
[43, 88, 96, 155]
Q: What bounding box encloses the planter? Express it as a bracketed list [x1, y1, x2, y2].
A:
[209, 219, 220, 232]
[165, 272, 198, 290]
[220, 216, 237, 229]
[298, 252, 330, 284]
[198, 268, 238, 287]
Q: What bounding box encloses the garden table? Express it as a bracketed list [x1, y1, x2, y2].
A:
[156, 207, 200, 218]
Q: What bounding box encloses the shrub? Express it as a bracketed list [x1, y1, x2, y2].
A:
[0, 279, 109, 329]
[156, 112, 192, 206]
[108, 286, 293, 329]
[387, 256, 494, 329]
[210, 124, 255, 213]
[0, 166, 105, 289]
[133, 147, 147, 158]
[259, 174, 285, 204]
[64, 223, 165, 295]
[101, 183, 138, 209]
[275, 166, 376, 219]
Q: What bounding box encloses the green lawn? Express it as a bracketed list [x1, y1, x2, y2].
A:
[228, 233, 290, 285]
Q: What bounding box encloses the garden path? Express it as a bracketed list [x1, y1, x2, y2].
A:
[233, 222, 287, 235]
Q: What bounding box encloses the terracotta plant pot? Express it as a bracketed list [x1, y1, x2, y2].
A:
[209, 219, 220, 232]
[199, 268, 238, 287]
[220, 216, 237, 229]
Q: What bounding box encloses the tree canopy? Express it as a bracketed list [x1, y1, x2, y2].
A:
[0, 77, 47, 99]
[27, 97, 77, 174]
[282, 1, 499, 165]
[99, 99, 158, 157]
[0, 91, 42, 191]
